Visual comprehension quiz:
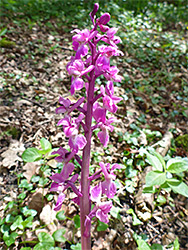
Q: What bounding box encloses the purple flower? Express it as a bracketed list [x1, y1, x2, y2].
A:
[95, 55, 110, 76]
[57, 113, 85, 137]
[69, 134, 87, 153]
[51, 147, 69, 163]
[84, 183, 112, 236]
[99, 162, 122, 198]
[56, 97, 71, 114]
[101, 81, 122, 113]
[103, 65, 122, 82]
[93, 103, 117, 146]
[67, 59, 95, 95]
[50, 163, 82, 211]
[98, 45, 123, 57]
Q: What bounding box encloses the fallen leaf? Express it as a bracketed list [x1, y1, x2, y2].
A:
[23, 162, 40, 181]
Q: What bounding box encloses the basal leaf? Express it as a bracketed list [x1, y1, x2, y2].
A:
[40, 138, 52, 154]
[166, 158, 188, 173]
[146, 152, 163, 171]
[22, 148, 42, 162]
[166, 179, 188, 198]
[145, 171, 166, 187]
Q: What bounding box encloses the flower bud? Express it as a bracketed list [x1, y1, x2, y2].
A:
[99, 13, 110, 25]
[90, 3, 99, 18]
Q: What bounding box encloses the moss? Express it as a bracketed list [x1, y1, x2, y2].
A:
[175, 134, 188, 151]
[0, 39, 16, 48]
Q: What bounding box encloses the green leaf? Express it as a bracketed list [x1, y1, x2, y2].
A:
[5, 214, 15, 223]
[152, 151, 166, 170]
[10, 215, 24, 231]
[20, 248, 32, 250]
[145, 171, 166, 187]
[70, 243, 82, 250]
[156, 195, 166, 205]
[19, 179, 33, 191]
[146, 152, 163, 171]
[21, 207, 37, 217]
[97, 221, 108, 232]
[38, 232, 55, 245]
[40, 138, 52, 154]
[127, 208, 142, 225]
[173, 237, 179, 250]
[33, 243, 54, 250]
[0, 27, 7, 37]
[166, 158, 188, 173]
[73, 215, 80, 229]
[110, 206, 121, 220]
[3, 231, 18, 247]
[151, 243, 164, 250]
[136, 238, 151, 250]
[1, 224, 10, 234]
[166, 179, 188, 197]
[56, 210, 66, 221]
[22, 148, 42, 162]
[52, 228, 66, 243]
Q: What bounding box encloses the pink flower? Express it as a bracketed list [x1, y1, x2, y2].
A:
[101, 81, 122, 113]
[93, 103, 116, 147]
[69, 134, 87, 153]
[67, 59, 94, 95]
[99, 162, 122, 198]
[57, 114, 85, 137]
[50, 163, 82, 211]
[98, 45, 123, 57]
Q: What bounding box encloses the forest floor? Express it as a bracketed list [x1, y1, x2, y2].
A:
[0, 13, 188, 250]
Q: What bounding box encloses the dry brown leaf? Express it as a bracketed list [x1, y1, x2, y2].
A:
[1, 140, 25, 168]
[27, 188, 48, 214]
[23, 162, 40, 181]
[40, 204, 58, 233]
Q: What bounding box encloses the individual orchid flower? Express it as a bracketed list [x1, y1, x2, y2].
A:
[84, 183, 112, 237]
[50, 162, 82, 211]
[103, 65, 122, 82]
[93, 103, 117, 147]
[56, 96, 85, 115]
[101, 81, 122, 113]
[69, 134, 87, 153]
[67, 59, 95, 95]
[99, 162, 122, 198]
[98, 44, 123, 57]
[57, 113, 85, 137]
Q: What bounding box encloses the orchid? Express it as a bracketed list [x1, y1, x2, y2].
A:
[50, 163, 82, 211]
[50, 3, 123, 249]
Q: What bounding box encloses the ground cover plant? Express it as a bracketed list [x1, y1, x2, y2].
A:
[0, 0, 188, 249]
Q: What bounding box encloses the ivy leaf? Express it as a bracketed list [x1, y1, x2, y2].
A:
[33, 243, 54, 250]
[38, 232, 55, 245]
[56, 210, 66, 221]
[166, 158, 188, 173]
[22, 148, 42, 162]
[10, 215, 24, 231]
[145, 171, 166, 187]
[52, 228, 66, 243]
[166, 179, 188, 198]
[3, 231, 18, 247]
